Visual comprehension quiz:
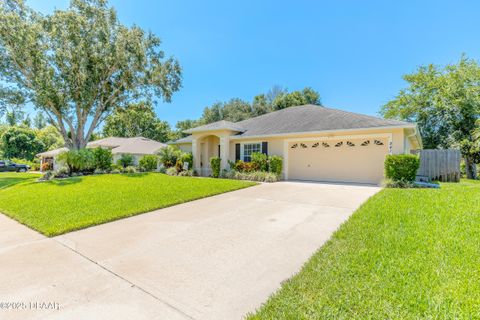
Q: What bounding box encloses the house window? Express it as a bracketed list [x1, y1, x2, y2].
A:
[242, 143, 261, 162]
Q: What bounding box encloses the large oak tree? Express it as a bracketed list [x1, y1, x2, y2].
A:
[0, 0, 181, 149]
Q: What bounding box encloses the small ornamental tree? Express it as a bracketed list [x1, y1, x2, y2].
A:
[58, 149, 95, 173]
[158, 145, 181, 168]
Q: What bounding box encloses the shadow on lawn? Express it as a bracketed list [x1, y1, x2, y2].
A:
[47, 177, 82, 186]
[122, 172, 148, 178]
[0, 177, 36, 190]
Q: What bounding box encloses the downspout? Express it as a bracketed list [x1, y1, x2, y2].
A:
[406, 125, 422, 153]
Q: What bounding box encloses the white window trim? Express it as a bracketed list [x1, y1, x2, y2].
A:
[240, 142, 262, 161]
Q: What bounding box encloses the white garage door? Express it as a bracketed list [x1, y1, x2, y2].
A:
[287, 138, 388, 184]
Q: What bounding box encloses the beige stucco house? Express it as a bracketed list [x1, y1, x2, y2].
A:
[37, 137, 166, 171]
[171, 104, 422, 184]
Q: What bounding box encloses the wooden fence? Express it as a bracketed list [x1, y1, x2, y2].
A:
[415, 149, 461, 182]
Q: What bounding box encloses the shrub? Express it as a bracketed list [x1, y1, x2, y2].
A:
[175, 158, 183, 173]
[94, 168, 108, 175]
[223, 170, 279, 182]
[178, 169, 194, 176]
[110, 163, 123, 171]
[268, 155, 283, 176]
[92, 147, 113, 170]
[158, 145, 181, 168]
[122, 166, 137, 174]
[166, 166, 178, 176]
[384, 179, 418, 188]
[384, 154, 420, 182]
[110, 169, 121, 174]
[58, 149, 95, 173]
[41, 162, 52, 171]
[251, 152, 268, 171]
[41, 171, 54, 181]
[52, 167, 69, 179]
[210, 157, 221, 178]
[158, 166, 167, 174]
[117, 154, 134, 168]
[139, 155, 158, 172]
[233, 160, 258, 172]
[180, 152, 193, 170]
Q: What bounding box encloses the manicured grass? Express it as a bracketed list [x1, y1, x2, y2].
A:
[248, 180, 480, 319]
[0, 172, 255, 236]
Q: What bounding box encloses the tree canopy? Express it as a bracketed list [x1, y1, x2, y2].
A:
[0, 126, 45, 160]
[381, 56, 480, 178]
[0, 0, 181, 149]
[103, 101, 172, 142]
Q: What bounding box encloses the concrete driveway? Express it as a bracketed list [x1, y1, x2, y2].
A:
[0, 181, 380, 320]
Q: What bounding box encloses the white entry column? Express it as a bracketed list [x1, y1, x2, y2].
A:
[219, 136, 230, 171]
[192, 138, 202, 173]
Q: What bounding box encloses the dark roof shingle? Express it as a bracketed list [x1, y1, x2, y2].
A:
[234, 104, 410, 137]
[173, 105, 413, 143]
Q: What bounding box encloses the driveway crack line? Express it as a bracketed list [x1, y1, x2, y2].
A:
[53, 238, 197, 320]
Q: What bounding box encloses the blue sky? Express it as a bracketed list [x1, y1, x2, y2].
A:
[26, 0, 480, 127]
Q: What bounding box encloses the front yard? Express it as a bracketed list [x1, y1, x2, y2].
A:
[0, 172, 255, 236]
[248, 180, 480, 319]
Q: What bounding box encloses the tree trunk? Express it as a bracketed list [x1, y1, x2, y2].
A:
[465, 156, 478, 180]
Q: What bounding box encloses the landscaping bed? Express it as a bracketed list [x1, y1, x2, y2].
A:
[248, 180, 480, 319]
[0, 172, 255, 236]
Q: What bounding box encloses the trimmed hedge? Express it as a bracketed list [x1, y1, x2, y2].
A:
[268, 155, 283, 176]
[384, 154, 420, 182]
[210, 157, 221, 178]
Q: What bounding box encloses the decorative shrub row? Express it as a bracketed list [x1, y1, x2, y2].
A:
[210, 152, 283, 182]
[221, 170, 279, 182]
[227, 153, 283, 176]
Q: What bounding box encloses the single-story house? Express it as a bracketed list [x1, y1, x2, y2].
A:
[37, 137, 166, 171]
[170, 104, 422, 184]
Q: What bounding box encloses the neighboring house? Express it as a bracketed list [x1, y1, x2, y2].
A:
[37, 137, 166, 171]
[171, 104, 422, 184]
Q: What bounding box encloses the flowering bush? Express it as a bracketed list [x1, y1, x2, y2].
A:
[41, 162, 52, 171]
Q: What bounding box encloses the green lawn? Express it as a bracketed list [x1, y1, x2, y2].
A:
[0, 172, 255, 236]
[248, 180, 480, 319]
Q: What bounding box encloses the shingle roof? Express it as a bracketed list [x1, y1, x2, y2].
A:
[37, 137, 166, 157]
[234, 105, 411, 137]
[169, 136, 193, 144]
[172, 105, 413, 143]
[110, 137, 165, 155]
[36, 147, 69, 158]
[87, 137, 130, 148]
[183, 120, 245, 134]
